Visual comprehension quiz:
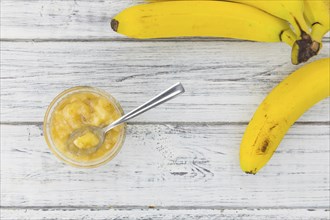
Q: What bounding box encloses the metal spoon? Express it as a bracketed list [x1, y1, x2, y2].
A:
[67, 82, 185, 155]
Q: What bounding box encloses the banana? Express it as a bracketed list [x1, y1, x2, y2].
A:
[224, 0, 311, 40]
[145, 0, 319, 64]
[111, 1, 297, 47]
[147, 0, 309, 38]
[304, 0, 330, 44]
[240, 58, 330, 174]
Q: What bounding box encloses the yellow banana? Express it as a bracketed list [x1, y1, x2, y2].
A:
[111, 1, 297, 47]
[145, 0, 319, 64]
[225, 0, 311, 40]
[148, 0, 309, 38]
[240, 58, 330, 174]
[304, 0, 330, 44]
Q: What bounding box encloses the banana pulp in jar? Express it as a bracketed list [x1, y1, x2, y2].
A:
[73, 132, 100, 150]
[50, 92, 123, 162]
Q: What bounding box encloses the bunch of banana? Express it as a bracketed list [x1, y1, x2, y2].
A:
[240, 58, 330, 174]
[110, 0, 329, 64]
[111, 1, 330, 174]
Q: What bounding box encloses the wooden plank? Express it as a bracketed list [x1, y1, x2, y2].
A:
[1, 207, 329, 220]
[2, 0, 330, 40]
[1, 123, 329, 207]
[0, 0, 138, 39]
[1, 41, 329, 123]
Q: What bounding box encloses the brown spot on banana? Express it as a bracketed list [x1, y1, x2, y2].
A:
[260, 139, 269, 153]
[255, 124, 278, 155]
[269, 124, 278, 131]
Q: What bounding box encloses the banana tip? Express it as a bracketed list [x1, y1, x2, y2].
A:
[244, 170, 257, 175]
[111, 19, 119, 32]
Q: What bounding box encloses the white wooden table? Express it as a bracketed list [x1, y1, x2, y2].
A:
[1, 0, 330, 219]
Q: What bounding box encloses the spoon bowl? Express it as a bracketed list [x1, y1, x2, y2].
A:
[67, 126, 105, 155]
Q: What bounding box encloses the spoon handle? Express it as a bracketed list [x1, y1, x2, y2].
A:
[105, 82, 185, 131]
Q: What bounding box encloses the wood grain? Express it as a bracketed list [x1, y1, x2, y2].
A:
[1, 0, 330, 217]
[1, 0, 134, 39]
[1, 41, 329, 123]
[1, 207, 329, 220]
[1, 123, 329, 207]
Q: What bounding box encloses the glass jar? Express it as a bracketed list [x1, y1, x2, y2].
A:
[43, 86, 126, 168]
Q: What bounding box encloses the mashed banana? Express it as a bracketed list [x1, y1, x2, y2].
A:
[73, 132, 100, 149]
[50, 92, 123, 162]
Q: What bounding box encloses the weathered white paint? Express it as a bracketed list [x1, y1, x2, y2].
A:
[1, 123, 329, 207]
[1, 0, 329, 218]
[0, 0, 138, 39]
[1, 41, 329, 123]
[1, 208, 329, 220]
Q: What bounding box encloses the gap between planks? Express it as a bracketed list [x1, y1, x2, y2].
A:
[1, 205, 330, 210]
[1, 207, 329, 220]
[0, 38, 257, 42]
[1, 121, 329, 126]
[0, 37, 329, 43]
